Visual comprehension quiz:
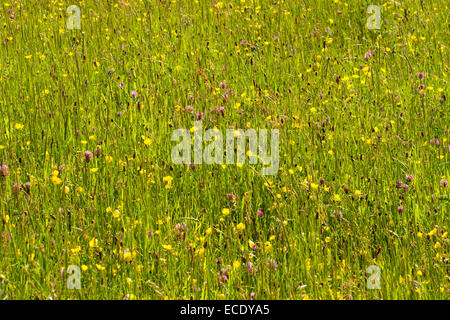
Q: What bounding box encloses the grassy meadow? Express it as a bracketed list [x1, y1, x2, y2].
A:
[0, 0, 449, 300]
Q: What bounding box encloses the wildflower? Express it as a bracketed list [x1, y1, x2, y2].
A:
[14, 123, 24, 130]
[84, 151, 94, 163]
[397, 206, 404, 213]
[440, 179, 448, 187]
[23, 182, 31, 194]
[250, 292, 255, 300]
[333, 210, 343, 219]
[162, 244, 172, 251]
[131, 90, 137, 98]
[232, 261, 241, 269]
[333, 194, 341, 201]
[0, 164, 8, 177]
[95, 147, 102, 158]
[418, 72, 424, 79]
[364, 50, 373, 60]
[236, 223, 245, 231]
[428, 228, 437, 237]
[162, 176, 173, 189]
[112, 209, 120, 218]
[185, 105, 194, 113]
[89, 238, 98, 248]
[257, 209, 264, 217]
[95, 264, 105, 271]
[405, 174, 414, 183]
[123, 251, 132, 262]
[222, 208, 230, 216]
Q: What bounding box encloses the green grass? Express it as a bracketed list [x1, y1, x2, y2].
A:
[0, 0, 448, 300]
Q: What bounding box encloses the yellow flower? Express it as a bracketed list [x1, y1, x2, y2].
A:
[123, 252, 132, 262]
[163, 176, 173, 189]
[89, 238, 98, 248]
[264, 241, 273, 252]
[222, 208, 230, 216]
[14, 123, 24, 130]
[162, 244, 172, 251]
[90, 168, 99, 173]
[232, 260, 241, 269]
[428, 228, 437, 237]
[105, 155, 113, 163]
[112, 209, 120, 218]
[333, 194, 341, 201]
[142, 136, 152, 146]
[205, 227, 213, 235]
[236, 223, 245, 231]
[71, 246, 81, 254]
[81, 265, 88, 271]
[51, 175, 62, 185]
[95, 264, 105, 271]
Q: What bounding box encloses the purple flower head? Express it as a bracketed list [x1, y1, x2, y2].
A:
[364, 50, 373, 60]
[405, 174, 414, 183]
[440, 179, 448, 187]
[185, 105, 194, 114]
[0, 164, 8, 177]
[84, 151, 94, 163]
[119, 82, 125, 89]
[257, 210, 264, 217]
[131, 90, 137, 98]
[195, 112, 204, 120]
[95, 147, 102, 158]
[23, 182, 31, 194]
[398, 206, 404, 213]
[333, 210, 343, 219]
[220, 81, 227, 89]
[250, 292, 256, 300]
[396, 179, 403, 189]
[418, 72, 424, 79]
